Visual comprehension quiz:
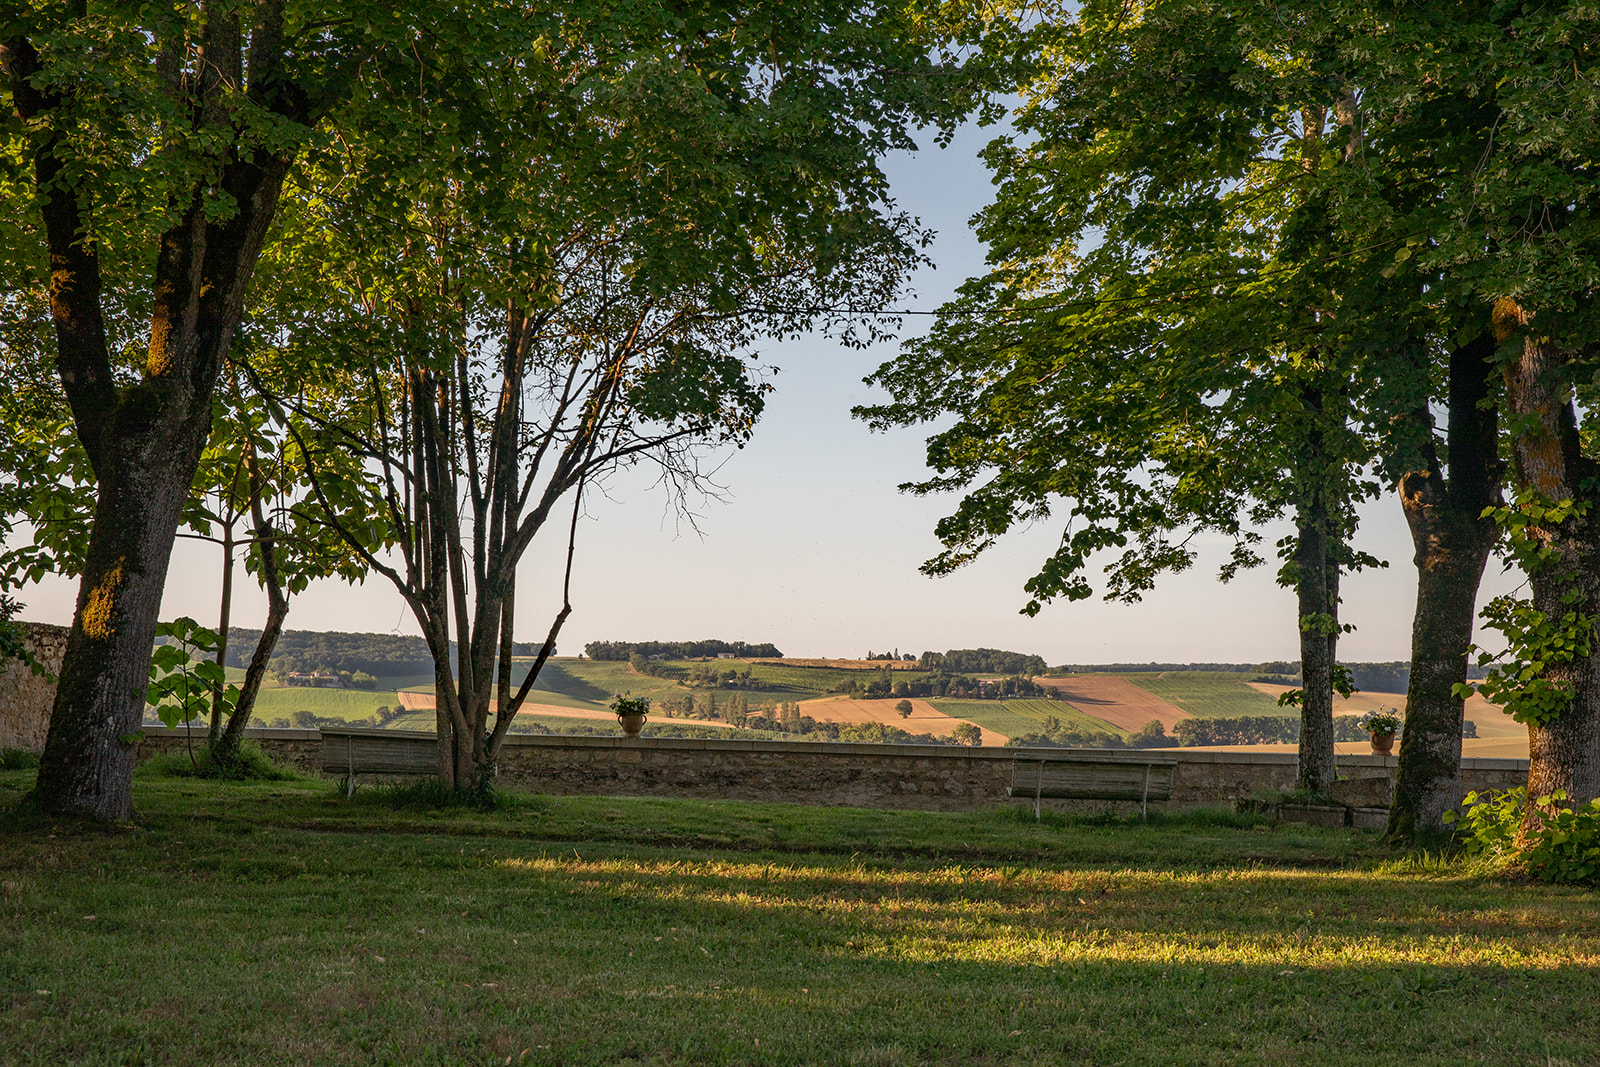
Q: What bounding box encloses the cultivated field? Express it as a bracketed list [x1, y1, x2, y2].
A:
[798, 698, 999, 742]
[1122, 672, 1285, 719]
[1036, 675, 1191, 731]
[3, 772, 1596, 1065]
[927, 699, 1125, 742]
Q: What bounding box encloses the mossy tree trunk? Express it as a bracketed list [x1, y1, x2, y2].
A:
[1498, 303, 1600, 838]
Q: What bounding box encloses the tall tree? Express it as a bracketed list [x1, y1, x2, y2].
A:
[248, 0, 974, 790]
[0, 2, 453, 818]
[856, 0, 1381, 791]
[1307, 0, 1600, 832]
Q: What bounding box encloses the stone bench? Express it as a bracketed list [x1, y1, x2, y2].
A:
[1008, 752, 1178, 819]
[320, 728, 435, 794]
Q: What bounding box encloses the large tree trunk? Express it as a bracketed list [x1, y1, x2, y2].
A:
[7, 6, 304, 819]
[33, 430, 207, 819]
[1387, 333, 1500, 841]
[1499, 304, 1600, 835]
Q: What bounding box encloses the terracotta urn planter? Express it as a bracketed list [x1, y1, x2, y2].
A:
[1368, 730, 1396, 756]
[618, 711, 648, 737]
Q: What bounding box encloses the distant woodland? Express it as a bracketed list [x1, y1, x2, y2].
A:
[584, 640, 785, 660]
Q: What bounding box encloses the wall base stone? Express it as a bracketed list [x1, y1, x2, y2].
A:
[0, 622, 70, 753]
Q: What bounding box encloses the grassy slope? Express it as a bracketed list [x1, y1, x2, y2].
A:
[3, 771, 1597, 1066]
[1123, 671, 1291, 718]
[930, 699, 1127, 740]
[247, 686, 402, 720]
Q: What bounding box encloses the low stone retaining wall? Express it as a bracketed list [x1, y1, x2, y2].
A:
[138, 727, 325, 775]
[0, 622, 70, 753]
[136, 727, 1529, 814]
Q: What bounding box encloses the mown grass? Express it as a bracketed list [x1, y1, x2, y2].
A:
[1124, 673, 1291, 719]
[3, 767, 1599, 1065]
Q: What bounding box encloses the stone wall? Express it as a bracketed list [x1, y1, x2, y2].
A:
[0, 622, 69, 753]
[135, 727, 1530, 813]
[137, 727, 325, 774]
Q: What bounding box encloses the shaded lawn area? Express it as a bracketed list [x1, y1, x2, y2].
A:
[2, 770, 1598, 1066]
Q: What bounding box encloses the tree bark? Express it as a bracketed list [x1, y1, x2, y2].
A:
[1295, 509, 1337, 792]
[1387, 332, 1501, 841]
[1291, 377, 1340, 794]
[1498, 302, 1600, 836]
[213, 459, 290, 766]
[208, 516, 237, 747]
[33, 432, 205, 819]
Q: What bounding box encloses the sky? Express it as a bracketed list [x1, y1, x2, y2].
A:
[13, 122, 1525, 667]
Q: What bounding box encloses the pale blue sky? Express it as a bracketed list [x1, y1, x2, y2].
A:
[17, 121, 1522, 665]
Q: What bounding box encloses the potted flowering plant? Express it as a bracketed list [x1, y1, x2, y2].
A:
[612, 695, 650, 738]
[1358, 708, 1403, 755]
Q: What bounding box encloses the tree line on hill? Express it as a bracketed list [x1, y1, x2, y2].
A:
[585, 640, 784, 661]
[842, 670, 1050, 700]
[919, 649, 1048, 676]
[216, 629, 436, 677]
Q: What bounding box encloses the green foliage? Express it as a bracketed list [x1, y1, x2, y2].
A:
[1522, 792, 1600, 885]
[148, 618, 237, 730]
[1463, 595, 1596, 726]
[1275, 664, 1358, 709]
[0, 748, 40, 770]
[1446, 788, 1600, 885]
[1357, 709, 1403, 735]
[352, 778, 514, 813]
[1458, 493, 1598, 727]
[610, 695, 651, 718]
[950, 722, 983, 746]
[0, 593, 48, 681]
[136, 742, 298, 782]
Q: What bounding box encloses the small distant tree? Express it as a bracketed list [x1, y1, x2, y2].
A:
[895, 699, 914, 719]
[1130, 720, 1170, 749]
[951, 722, 982, 746]
[350, 672, 377, 691]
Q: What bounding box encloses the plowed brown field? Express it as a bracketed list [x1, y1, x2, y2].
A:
[799, 698, 1004, 743]
[1034, 676, 1190, 732]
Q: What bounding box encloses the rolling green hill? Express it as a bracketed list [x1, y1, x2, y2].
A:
[1122, 672, 1289, 718]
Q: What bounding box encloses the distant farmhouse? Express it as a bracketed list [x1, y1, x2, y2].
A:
[286, 670, 342, 688]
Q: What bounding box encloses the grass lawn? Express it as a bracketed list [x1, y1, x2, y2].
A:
[1123, 672, 1291, 719]
[3, 768, 1599, 1065]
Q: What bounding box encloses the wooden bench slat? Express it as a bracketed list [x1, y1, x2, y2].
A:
[320, 730, 436, 776]
[1008, 761, 1174, 801]
[1007, 756, 1177, 818]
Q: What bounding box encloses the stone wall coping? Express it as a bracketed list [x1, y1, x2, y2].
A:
[131, 725, 1532, 774]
